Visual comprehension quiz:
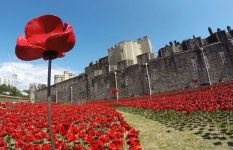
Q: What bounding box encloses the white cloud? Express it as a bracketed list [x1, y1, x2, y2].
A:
[0, 62, 77, 90]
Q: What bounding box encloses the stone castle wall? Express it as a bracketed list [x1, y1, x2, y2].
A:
[35, 28, 233, 103]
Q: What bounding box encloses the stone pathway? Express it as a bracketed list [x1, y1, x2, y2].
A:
[118, 110, 231, 150]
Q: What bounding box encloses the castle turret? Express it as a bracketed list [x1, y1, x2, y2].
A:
[158, 41, 183, 57]
[181, 37, 203, 51]
[108, 36, 153, 71]
[29, 83, 37, 103]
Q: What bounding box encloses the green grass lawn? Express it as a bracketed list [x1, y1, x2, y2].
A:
[118, 110, 232, 150]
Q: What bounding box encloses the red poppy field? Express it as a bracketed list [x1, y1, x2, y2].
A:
[0, 103, 141, 150]
[1, 81, 233, 149]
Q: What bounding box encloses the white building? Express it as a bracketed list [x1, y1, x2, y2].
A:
[54, 71, 76, 84]
[108, 36, 153, 71]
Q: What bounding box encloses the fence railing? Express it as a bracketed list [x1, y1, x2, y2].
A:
[0, 95, 30, 103]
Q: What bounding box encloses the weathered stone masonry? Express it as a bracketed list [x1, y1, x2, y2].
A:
[34, 27, 233, 103]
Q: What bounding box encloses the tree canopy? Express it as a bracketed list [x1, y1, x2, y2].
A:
[0, 84, 26, 97]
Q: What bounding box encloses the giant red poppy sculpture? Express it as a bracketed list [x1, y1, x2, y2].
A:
[15, 14, 76, 149]
[16, 14, 75, 61]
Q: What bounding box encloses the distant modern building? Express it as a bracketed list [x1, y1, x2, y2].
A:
[54, 71, 76, 84]
[0, 76, 14, 86]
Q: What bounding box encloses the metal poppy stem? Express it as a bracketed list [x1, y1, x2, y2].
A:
[47, 59, 55, 150]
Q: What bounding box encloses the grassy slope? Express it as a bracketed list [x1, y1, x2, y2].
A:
[119, 110, 231, 150]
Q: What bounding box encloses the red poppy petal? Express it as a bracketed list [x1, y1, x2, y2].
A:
[58, 53, 65, 58]
[45, 24, 75, 53]
[25, 14, 63, 38]
[15, 35, 44, 61]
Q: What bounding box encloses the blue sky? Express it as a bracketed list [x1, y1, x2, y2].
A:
[1, 0, 233, 89]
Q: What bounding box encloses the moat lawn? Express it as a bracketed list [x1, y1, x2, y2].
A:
[118, 110, 232, 150]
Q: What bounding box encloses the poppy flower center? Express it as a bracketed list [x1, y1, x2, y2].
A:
[43, 50, 59, 60]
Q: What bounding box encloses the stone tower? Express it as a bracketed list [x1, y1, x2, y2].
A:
[108, 36, 153, 71]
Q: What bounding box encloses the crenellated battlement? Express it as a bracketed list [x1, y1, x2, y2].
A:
[158, 26, 233, 58]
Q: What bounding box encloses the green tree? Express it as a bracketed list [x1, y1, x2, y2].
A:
[0, 84, 26, 97]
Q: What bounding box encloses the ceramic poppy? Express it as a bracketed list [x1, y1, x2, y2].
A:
[15, 14, 76, 60]
[1, 103, 6, 109]
[192, 78, 198, 83]
[111, 89, 119, 95]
